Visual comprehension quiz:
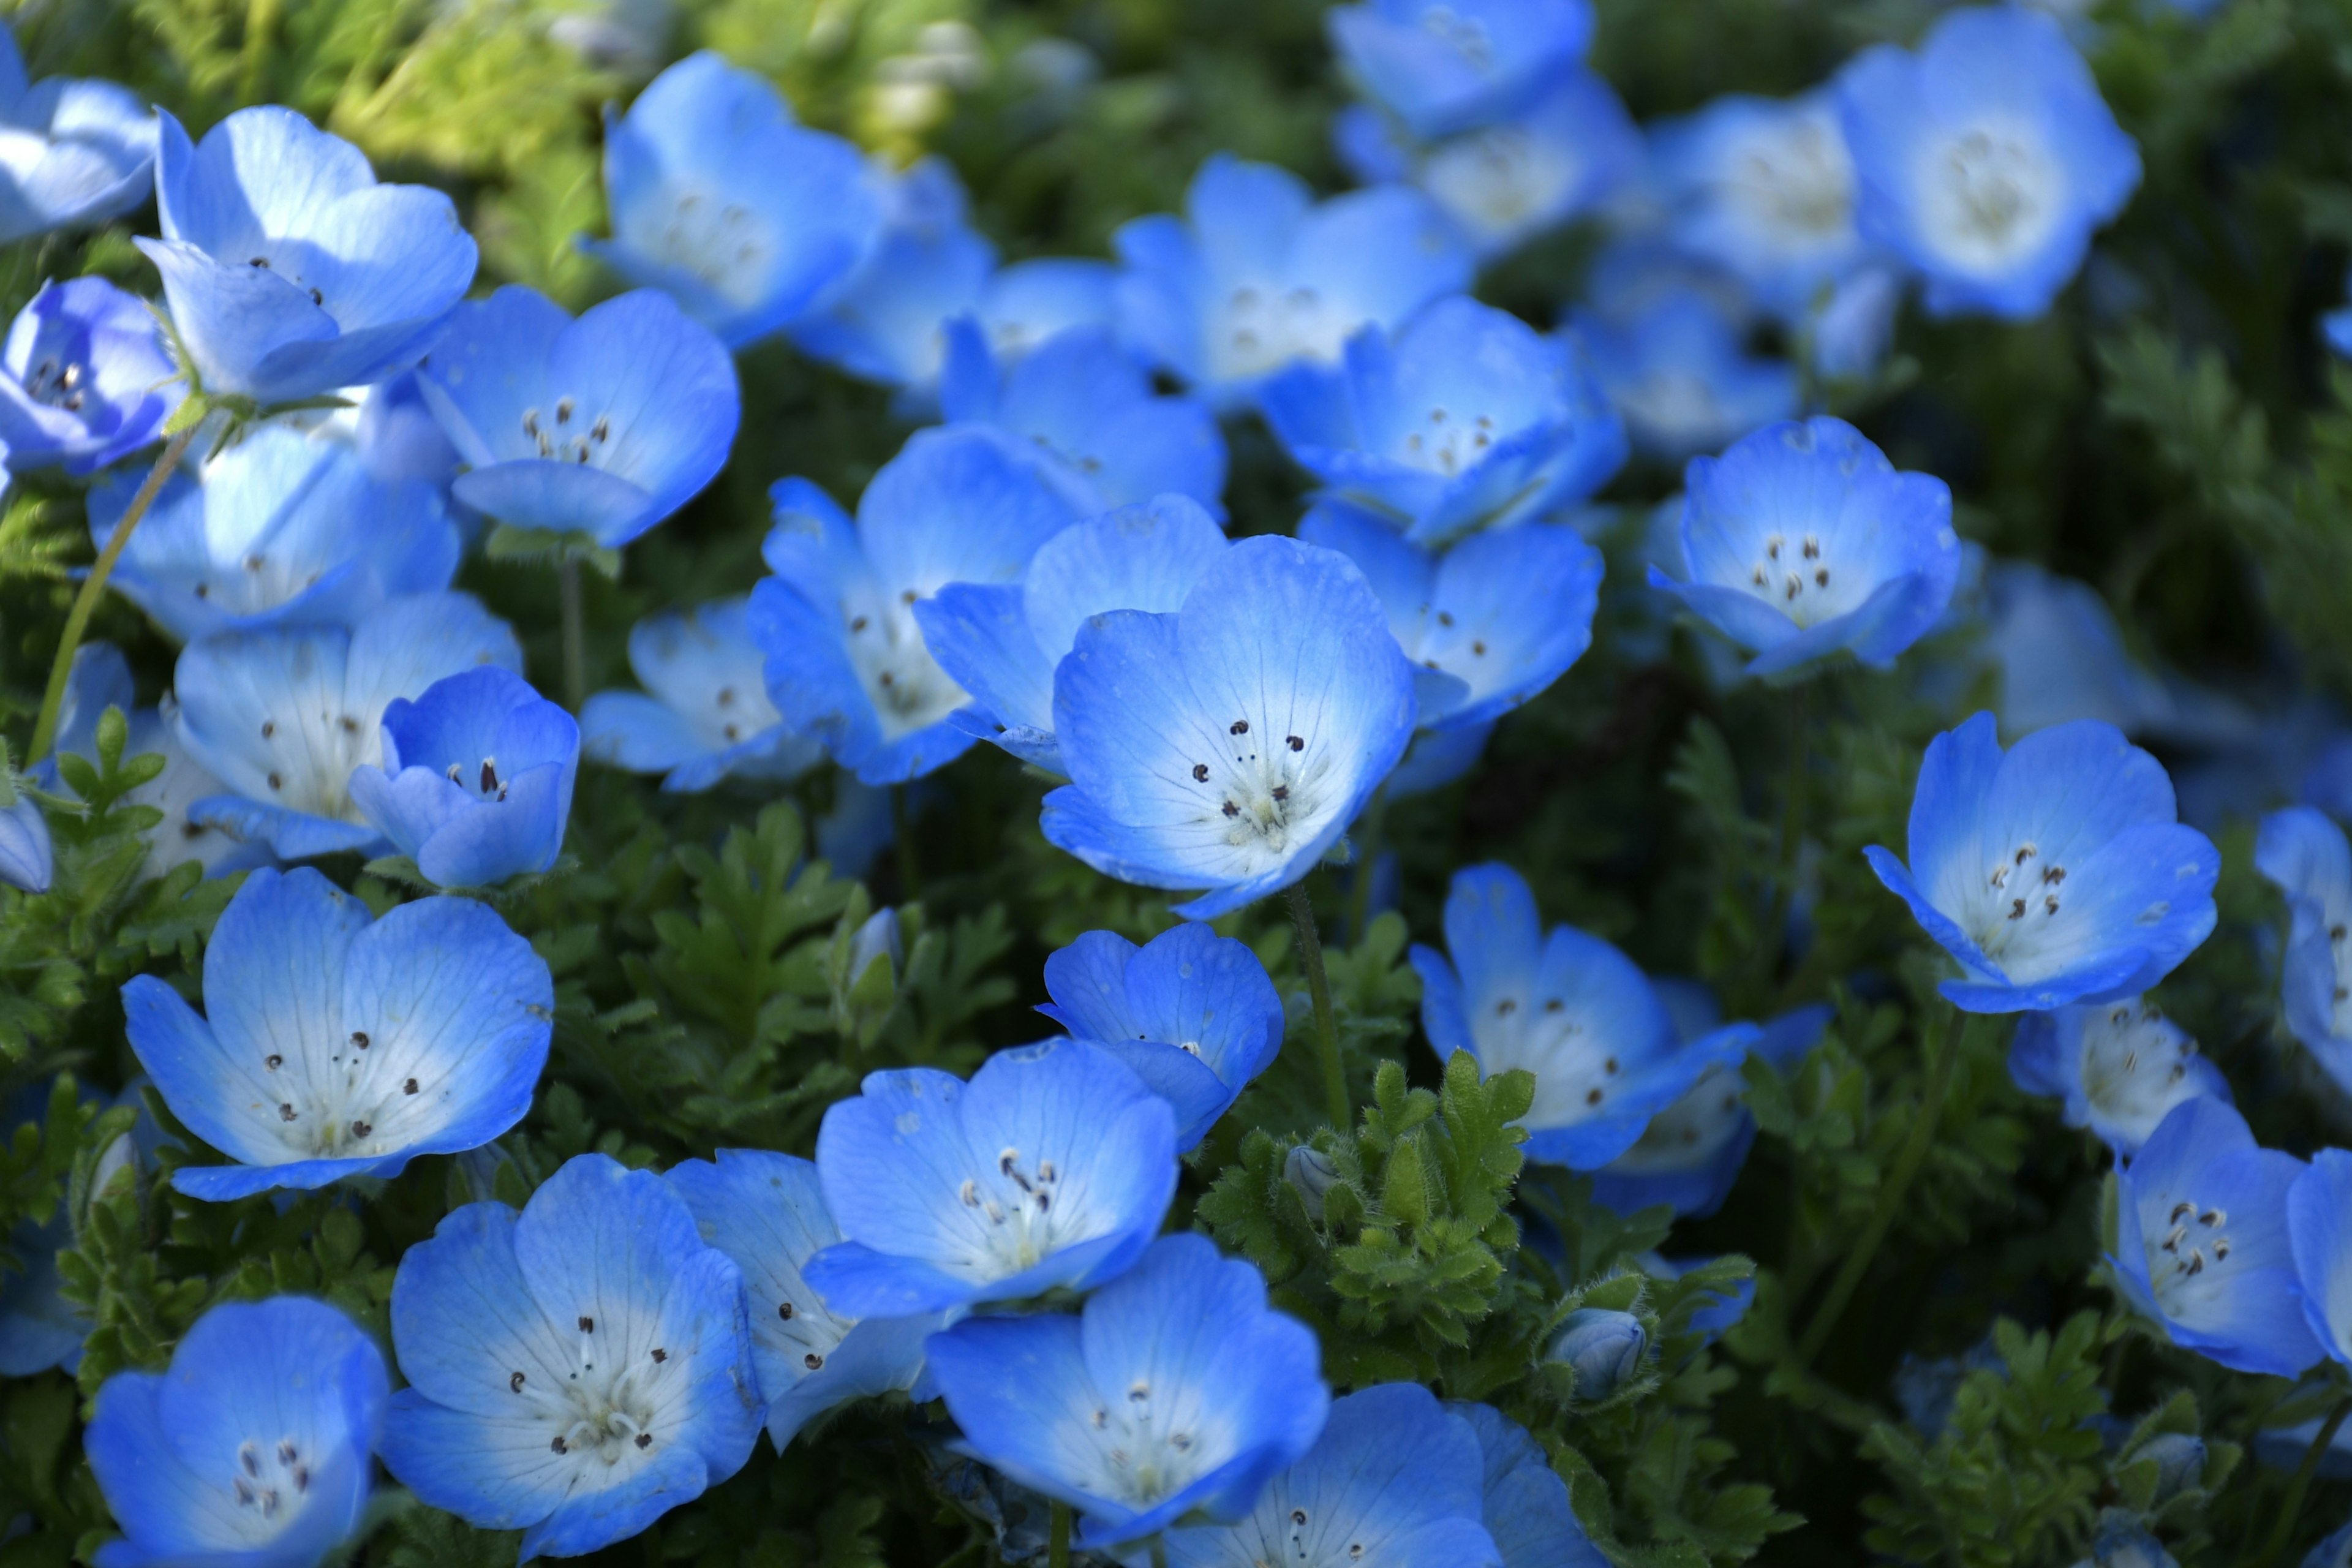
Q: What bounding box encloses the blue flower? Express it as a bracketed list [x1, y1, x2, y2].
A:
[913, 493, 1229, 772]
[0, 1079, 104, 1375]
[140, 107, 477, 404]
[938, 319, 1227, 518]
[1261, 297, 1626, 547]
[2108, 1097, 2320, 1379]
[584, 51, 884, 348]
[2008, 995, 2230, 1156]
[1838, 6, 2139, 320]
[2326, 272, 2352, 361]
[2255, 807, 2352, 1096]
[1298, 500, 1604, 731]
[347, 666, 578, 888]
[1978, 560, 2182, 739]
[1450, 1402, 1607, 1568]
[1567, 287, 1798, 461]
[1410, 864, 1755, 1168]
[1649, 90, 1870, 320]
[417, 285, 738, 550]
[122, 865, 552, 1199]
[749, 426, 1083, 785]
[0, 277, 181, 472]
[925, 1232, 1327, 1548]
[1863, 713, 2221, 1012]
[379, 1153, 764, 1559]
[1327, 0, 1592, 140]
[1646, 417, 1960, 677]
[803, 1038, 1177, 1316]
[1036, 922, 1284, 1150]
[1041, 535, 1417, 919]
[1811, 265, 1904, 382]
[1114, 155, 1474, 409]
[92, 424, 460, 643]
[1158, 1382, 1502, 1567]
[581, 596, 825, 791]
[1547, 1307, 1646, 1400]
[2290, 1148, 2352, 1374]
[0, 792, 48, 893]
[0, 23, 154, 246]
[667, 1148, 944, 1453]
[172, 591, 522, 859]
[2310, 1522, 2352, 1568]
[85, 1297, 388, 1568]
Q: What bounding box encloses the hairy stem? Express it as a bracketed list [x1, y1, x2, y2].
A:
[558, 557, 587, 712]
[1287, 880, 1349, 1131]
[2255, 1392, 2352, 1568]
[1048, 1502, 1071, 1568]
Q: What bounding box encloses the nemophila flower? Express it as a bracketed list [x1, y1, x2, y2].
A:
[2255, 807, 2352, 1095]
[1041, 535, 1416, 919]
[1452, 1402, 1607, 1568]
[2008, 996, 2229, 1156]
[417, 285, 738, 550]
[1978, 561, 2183, 739]
[1863, 713, 2221, 1012]
[91, 424, 460, 643]
[172, 591, 522, 859]
[1410, 863, 1755, 1168]
[1838, 6, 2140, 319]
[1036, 922, 1284, 1150]
[1298, 500, 1603, 733]
[667, 1149, 943, 1453]
[1158, 1382, 1501, 1568]
[347, 666, 579, 888]
[0, 24, 155, 246]
[2290, 1149, 2352, 1372]
[85, 1296, 388, 1568]
[938, 320, 1227, 518]
[914, 494, 1229, 772]
[0, 792, 48, 892]
[1261, 297, 1626, 547]
[1809, 263, 1903, 381]
[379, 1154, 764, 1559]
[1567, 288, 1798, 461]
[0, 277, 180, 472]
[1327, 0, 1593, 140]
[122, 865, 552, 1199]
[355, 371, 461, 490]
[140, 107, 477, 404]
[1114, 155, 1474, 409]
[581, 596, 824, 791]
[2109, 1097, 2320, 1379]
[750, 426, 1082, 785]
[803, 1038, 1178, 1316]
[1546, 1308, 1646, 1400]
[1650, 91, 1869, 320]
[1646, 417, 1960, 677]
[584, 51, 884, 348]
[926, 1233, 1327, 1548]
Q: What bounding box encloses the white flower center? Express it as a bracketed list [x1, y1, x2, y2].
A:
[1208, 285, 1349, 384]
[842, 587, 968, 741]
[518, 397, 619, 472]
[1180, 719, 1334, 870]
[1418, 4, 1494, 70]
[2145, 1191, 2237, 1320]
[2078, 1000, 2205, 1144]
[1609, 1064, 1745, 1172]
[21, 352, 91, 413]
[1729, 529, 1863, 627]
[224, 1433, 315, 1542]
[949, 1146, 1094, 1283]
[1920, 121, 2062, 271]
[646, 186, 775, 308]
[1392, 404, 1500, 478]
[1068, 1375, 1218, 1509]
[507, 1318, 681, 1471]
[1471, 989, 1629, 1131]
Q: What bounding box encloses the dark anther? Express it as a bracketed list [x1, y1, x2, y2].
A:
[1498, 999, 1517, 1016]
[652, 1348, 668, 1362]
[309, 287, 323, 306]
[779, 1301, 796, 1321]
[1192, 763, 1210, 782]
[249, 257, 270, 268]
[262, 720, 275, 738]
[510, 1371, 526, 1393]
[481, 760, 499, 793]
[351, 1120, 372, 1139]
[1471, 641, 1487, 656]
[1221, 800, 1239, 818]
[551, 1436, 568, 1453]
[1292, 1509, 1309, 1527]
[279, 1103, 297, 1121]
[635, 1433, 652, 1449]
[804, 1352, 824, 1370]
[1230, 719, 1249, 734]
[1586, 1087, 1604, 1105]
[1287, 734, 1304, 751]
[850, 616, 869, 632]
[404, 1078, 419, 1095]
[352, 1031, 370, 1050]
[1272, 786, 1289, 801]
[579, 1316, 594, 1333]
[266, 1054, 283, 1071]
[267, 772, 283, 790]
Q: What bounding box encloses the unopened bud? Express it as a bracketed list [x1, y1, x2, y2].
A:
[1284, 1145, 1340, 1221]
[2137, 1431, 2205, 1504]
[1548, 1308, 1647, 1401]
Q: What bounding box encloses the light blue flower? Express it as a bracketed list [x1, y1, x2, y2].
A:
[1326, 0, 1592, 140]
[914, 493, 1228, 772]
[1158, 1382, 1502, 1567]
[172, 591, 522, 860]
[667, 1148, 944, 1453]
[354, 370, 461, 488]
[2255, 807, 2352, 1097]
[0, 23, 155, 247]
[1646, 417, 1959, 677]
[584, 51, 884, 348]
[347, 666, 578, 888]
[749, 426, 1083, 785]
[1567, 287, 1798, 461]
[938, 318, 1227, 518]
[2008, 995, 2229, 1156]
[1410, 863, 1755, 1168]
[1838, 6, 2139, 320]
[1978, 561, 2182, 739]
[1547, 1307, 1646, 1400]
[804, 1038, 1178, 1316]
[2325, 272, 2352, 361]
[379, 1153, 764, 1560]
[0, 277, 180, 472]
[122, 865, 551, 1200]
[85, 1297, 388, 1568]
[1863, 713, 2221, 1013]
[1262, 297, 1625, 547]
[1114, 155, 1473, 409]
[581, 596, 826, 791]
[0, 793, 48, 893]
[92, 424, 460, 643]
[927, 1232, 1327, 1549]
[1298, 500, 1603, 732]
[2290, 1148, 2352, 1375]
[417, 284, 738, 550]
[2109, 1097, 2320, 1379]
[1649, 89, 1870, 320]
[1041, 535, 1416, 919]
[140, 107, 477, 403]
[1036, 922, 1284, 1150]
[1450, 1402, 1606, 1568]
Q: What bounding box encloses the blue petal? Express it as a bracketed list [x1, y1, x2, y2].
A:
[1451, 1401, 1608, 1568]
[2293, 1148, 2352, 1366]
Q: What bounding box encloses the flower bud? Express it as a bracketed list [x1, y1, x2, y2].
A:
[2135, 1431, 2205, 1504]
[848, 908, 903, 989]
[1284, 1145, 1341, 1221]
[1547, 1308, 1647, 1400]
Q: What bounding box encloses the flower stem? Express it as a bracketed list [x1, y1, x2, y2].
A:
[1048, 1502, 1071, 1568]
[1287, 880, 1350, 1131]
[2255, 1392, 2352, 1568]
[28, 424, 198, 763]
[1792, 1006, 1967, 1370]
[558, 556, 587, 712]
[1150, 1541, 1169, 1568]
